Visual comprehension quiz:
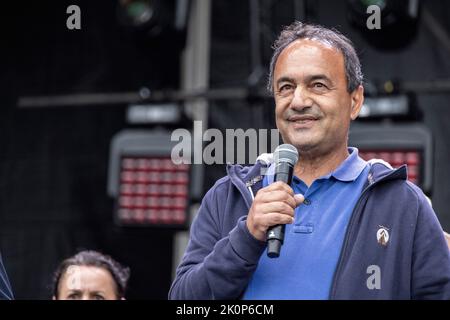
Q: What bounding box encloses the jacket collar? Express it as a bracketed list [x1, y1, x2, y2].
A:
[367, 159, 407, 185]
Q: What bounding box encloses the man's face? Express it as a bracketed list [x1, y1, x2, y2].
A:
[273, 39, 363, 154]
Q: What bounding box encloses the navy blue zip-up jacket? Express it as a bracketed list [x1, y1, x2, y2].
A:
[169, 159, 450, 299]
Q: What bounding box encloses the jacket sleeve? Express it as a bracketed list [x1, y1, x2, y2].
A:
[168, 179, 266, 300]
[410, 185, 450, 299]
[0, 253, 13, 300]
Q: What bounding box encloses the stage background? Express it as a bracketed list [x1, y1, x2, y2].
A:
[0, 0, 449, 299]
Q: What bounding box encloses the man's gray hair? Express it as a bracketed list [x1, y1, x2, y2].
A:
[268, 22, 363, 94]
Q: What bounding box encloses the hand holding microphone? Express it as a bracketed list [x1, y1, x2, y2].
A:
[246, 144, 303, 258]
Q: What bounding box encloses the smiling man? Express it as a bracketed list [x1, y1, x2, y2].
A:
[272, 37, 363, 187]
[169, 22, 450, 300]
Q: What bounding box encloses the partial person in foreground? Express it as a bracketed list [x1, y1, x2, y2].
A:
[169, 22, 450, 299]
[0, 253, 13, 300]
[52, 250, 130, 300]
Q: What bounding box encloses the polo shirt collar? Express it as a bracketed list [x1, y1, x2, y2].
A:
[328, 147, 367, 182]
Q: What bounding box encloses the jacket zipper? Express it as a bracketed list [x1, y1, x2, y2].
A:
[245, 175, 263, 201]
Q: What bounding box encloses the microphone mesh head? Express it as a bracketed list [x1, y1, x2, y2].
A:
[274, 144, 299, 166]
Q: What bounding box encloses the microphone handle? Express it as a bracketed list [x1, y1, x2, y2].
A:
[267, 225, 285, 258]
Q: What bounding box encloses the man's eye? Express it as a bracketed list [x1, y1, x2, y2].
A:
[67, 293, 80, 300]
[279, 84, 293, 92]
[93, 295, 105, 300]
[313, 82, 327, 89]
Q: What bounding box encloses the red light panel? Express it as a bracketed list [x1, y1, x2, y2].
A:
[116, 156, 189, 226]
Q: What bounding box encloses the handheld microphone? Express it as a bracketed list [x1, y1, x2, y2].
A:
[266, 144, 299, 258]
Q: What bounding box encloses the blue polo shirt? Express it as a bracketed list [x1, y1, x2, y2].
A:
[243, 147, 369, 299]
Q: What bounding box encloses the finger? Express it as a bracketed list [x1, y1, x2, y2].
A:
[261, 212, 295, 227]
[263, 181, 294, 196]
[256, 190, 297, 208]
[259, 201, 295, 217]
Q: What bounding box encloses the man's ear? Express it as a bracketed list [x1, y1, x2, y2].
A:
[350, 85, 364, 120]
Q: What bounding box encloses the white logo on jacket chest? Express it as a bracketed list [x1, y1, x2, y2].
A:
[376, 226, 390, 246]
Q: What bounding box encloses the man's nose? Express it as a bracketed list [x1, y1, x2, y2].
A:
[291, 86, 313, 110]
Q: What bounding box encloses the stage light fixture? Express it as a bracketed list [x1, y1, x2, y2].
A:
[107, 130, 190, 228]
[347, 0, 421, 50]
[118, 0, 158, 30]
[117, 0, 188, 42]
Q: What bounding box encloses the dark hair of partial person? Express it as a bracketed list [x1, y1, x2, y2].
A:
[267, 21, 364, 94]
[52, 250, 130, 299]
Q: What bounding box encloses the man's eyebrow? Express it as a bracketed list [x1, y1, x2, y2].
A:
[306, 74, 333, 84]
[68, 290, 81, 294]
[275, 74, 333, 87]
